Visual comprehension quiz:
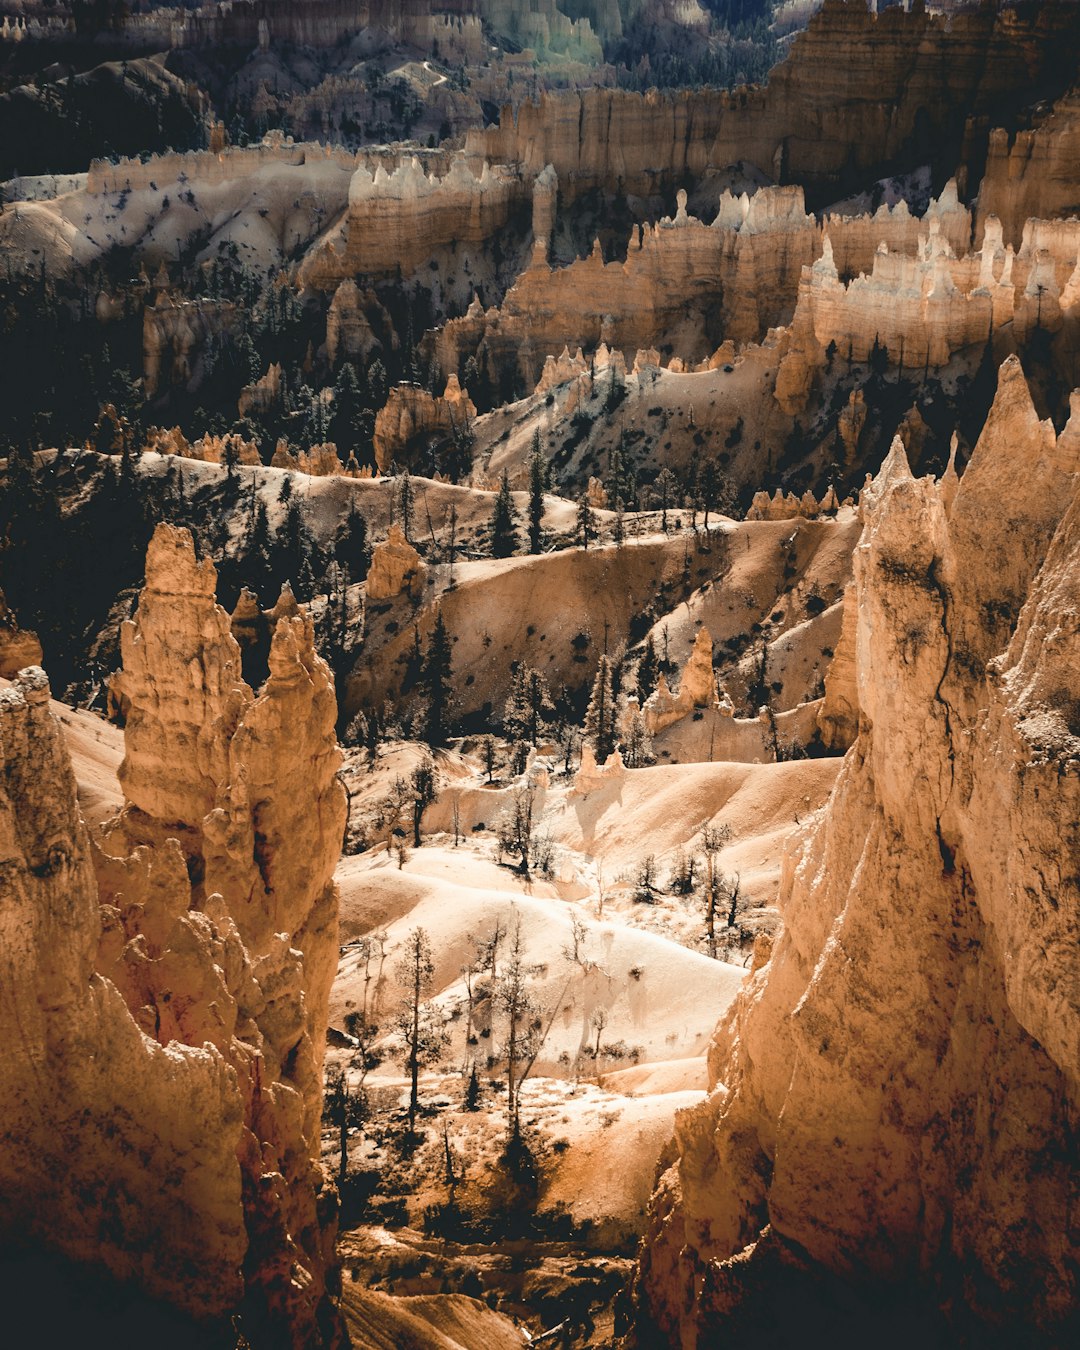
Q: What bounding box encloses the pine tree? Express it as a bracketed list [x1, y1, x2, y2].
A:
[490, 468, 518, 557]
[395, 928, 449, 1136]
[654, 466, 678, 532]
[527, 430, 545, 554]
[421, 608, 453, 746]
[576, 490, 594, 550]
[637, 636, 659, 703]
[503, 664, 529, 742]
[410, 756, 437, 848]
[247, 494, 272, 586]
[585, 654, 617, 763]
[368, 357, 388, 406]
[335, 500, 368, 582]
[398, 469, 414, 541]
[332, 361, 361, 459]
[523, 668, 554, 746]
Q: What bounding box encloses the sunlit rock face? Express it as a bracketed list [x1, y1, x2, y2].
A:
[635, 360, 1080, 1346]
[0, 524, 347, 1344]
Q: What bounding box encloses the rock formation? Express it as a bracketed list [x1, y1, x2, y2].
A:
[372, 376, 476, 474]
[774, 212, 1080, 415]
[0, 588, 43, 678]
[145, 427, 262, 467]
[467, 0, 1080, 205]
[570, 742, 625, 796]
[643, 627, 719, 735]
[339, 156, 530, 283]
[815, 581, 857, 751]
[435, 186, 816, 386]
[143, 293, 238, 397]
[326, 280, 388, 367]
[636, 359, 1080, 1345]
[977, 90, 1080, 250]
[239, 361, 284, 417]
[745, 484, 841, 522]
[0, 525, 347, 1343]
[366, 523, 428, 602]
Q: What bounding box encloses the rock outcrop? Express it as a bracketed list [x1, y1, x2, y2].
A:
[643, 627, 721, 735]
[745, 483, 841, 522]
[145, 427, 262, 467]
[372, 376, 476, 474]
[636, 360, 1080, 1345]
[977, 90, 1080, 250]
[343, 157, 528, 281]
[0, 588, 43, 678]
[774, 213, 1080, 414]
[435, 185, 816, 386]
[815, 581, 857, 751]
[366, 523, 428, 602]
[0, 525, 347, 1343]
[467, 0, 1080, 205]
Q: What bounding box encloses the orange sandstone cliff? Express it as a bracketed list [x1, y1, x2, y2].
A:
[0, 524, 347, 1343]
[635, 357, 1080, 1346]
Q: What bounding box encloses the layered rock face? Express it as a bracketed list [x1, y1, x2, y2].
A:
[344, 157, 529, 280]
[774, 209, 1080, 414]
[0, 525, 347, 1343]
[435, 185, 816, 385]
[143, 292, 239, 397]
[467, 0, 1080, 204]
[977, 90, 1080, 249]
[636, 358, 1080, 1345]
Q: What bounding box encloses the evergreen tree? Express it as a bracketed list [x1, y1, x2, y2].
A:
[332, 362, 361, 460]
[637, 636, 659, 703]
[368, 357, 388, 406]
[576, 490, 594, 550]
[585, 654, 617, 763]
[522, 668, 554, 746]
[398, 469, 414, 541]
[527, 432, 546, 554]
[247, 494, 272, 584]
[395, 927, 449, 1136]
[335, 500, 369, 582]
[490, 468, 518, 558]
[654, 466, 678, 532]
[410, 756, 437, 848]
[421, 608, 453, 746]
[503, 664, 529, 743]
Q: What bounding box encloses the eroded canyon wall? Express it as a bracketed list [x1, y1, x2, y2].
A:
[0, 524, 347, 1343]
[466, 0, 1080, 205]
[635, 358, 1080, 1346]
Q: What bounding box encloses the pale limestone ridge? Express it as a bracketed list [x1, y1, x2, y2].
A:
[637, 360, 1080, 1344]
[0, 524, 347, 1340]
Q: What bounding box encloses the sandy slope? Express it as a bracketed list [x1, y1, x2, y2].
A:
[334, 848, 745, 1069]
[51, 698, 125, 827]
[341, 1286, 524, 1350]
